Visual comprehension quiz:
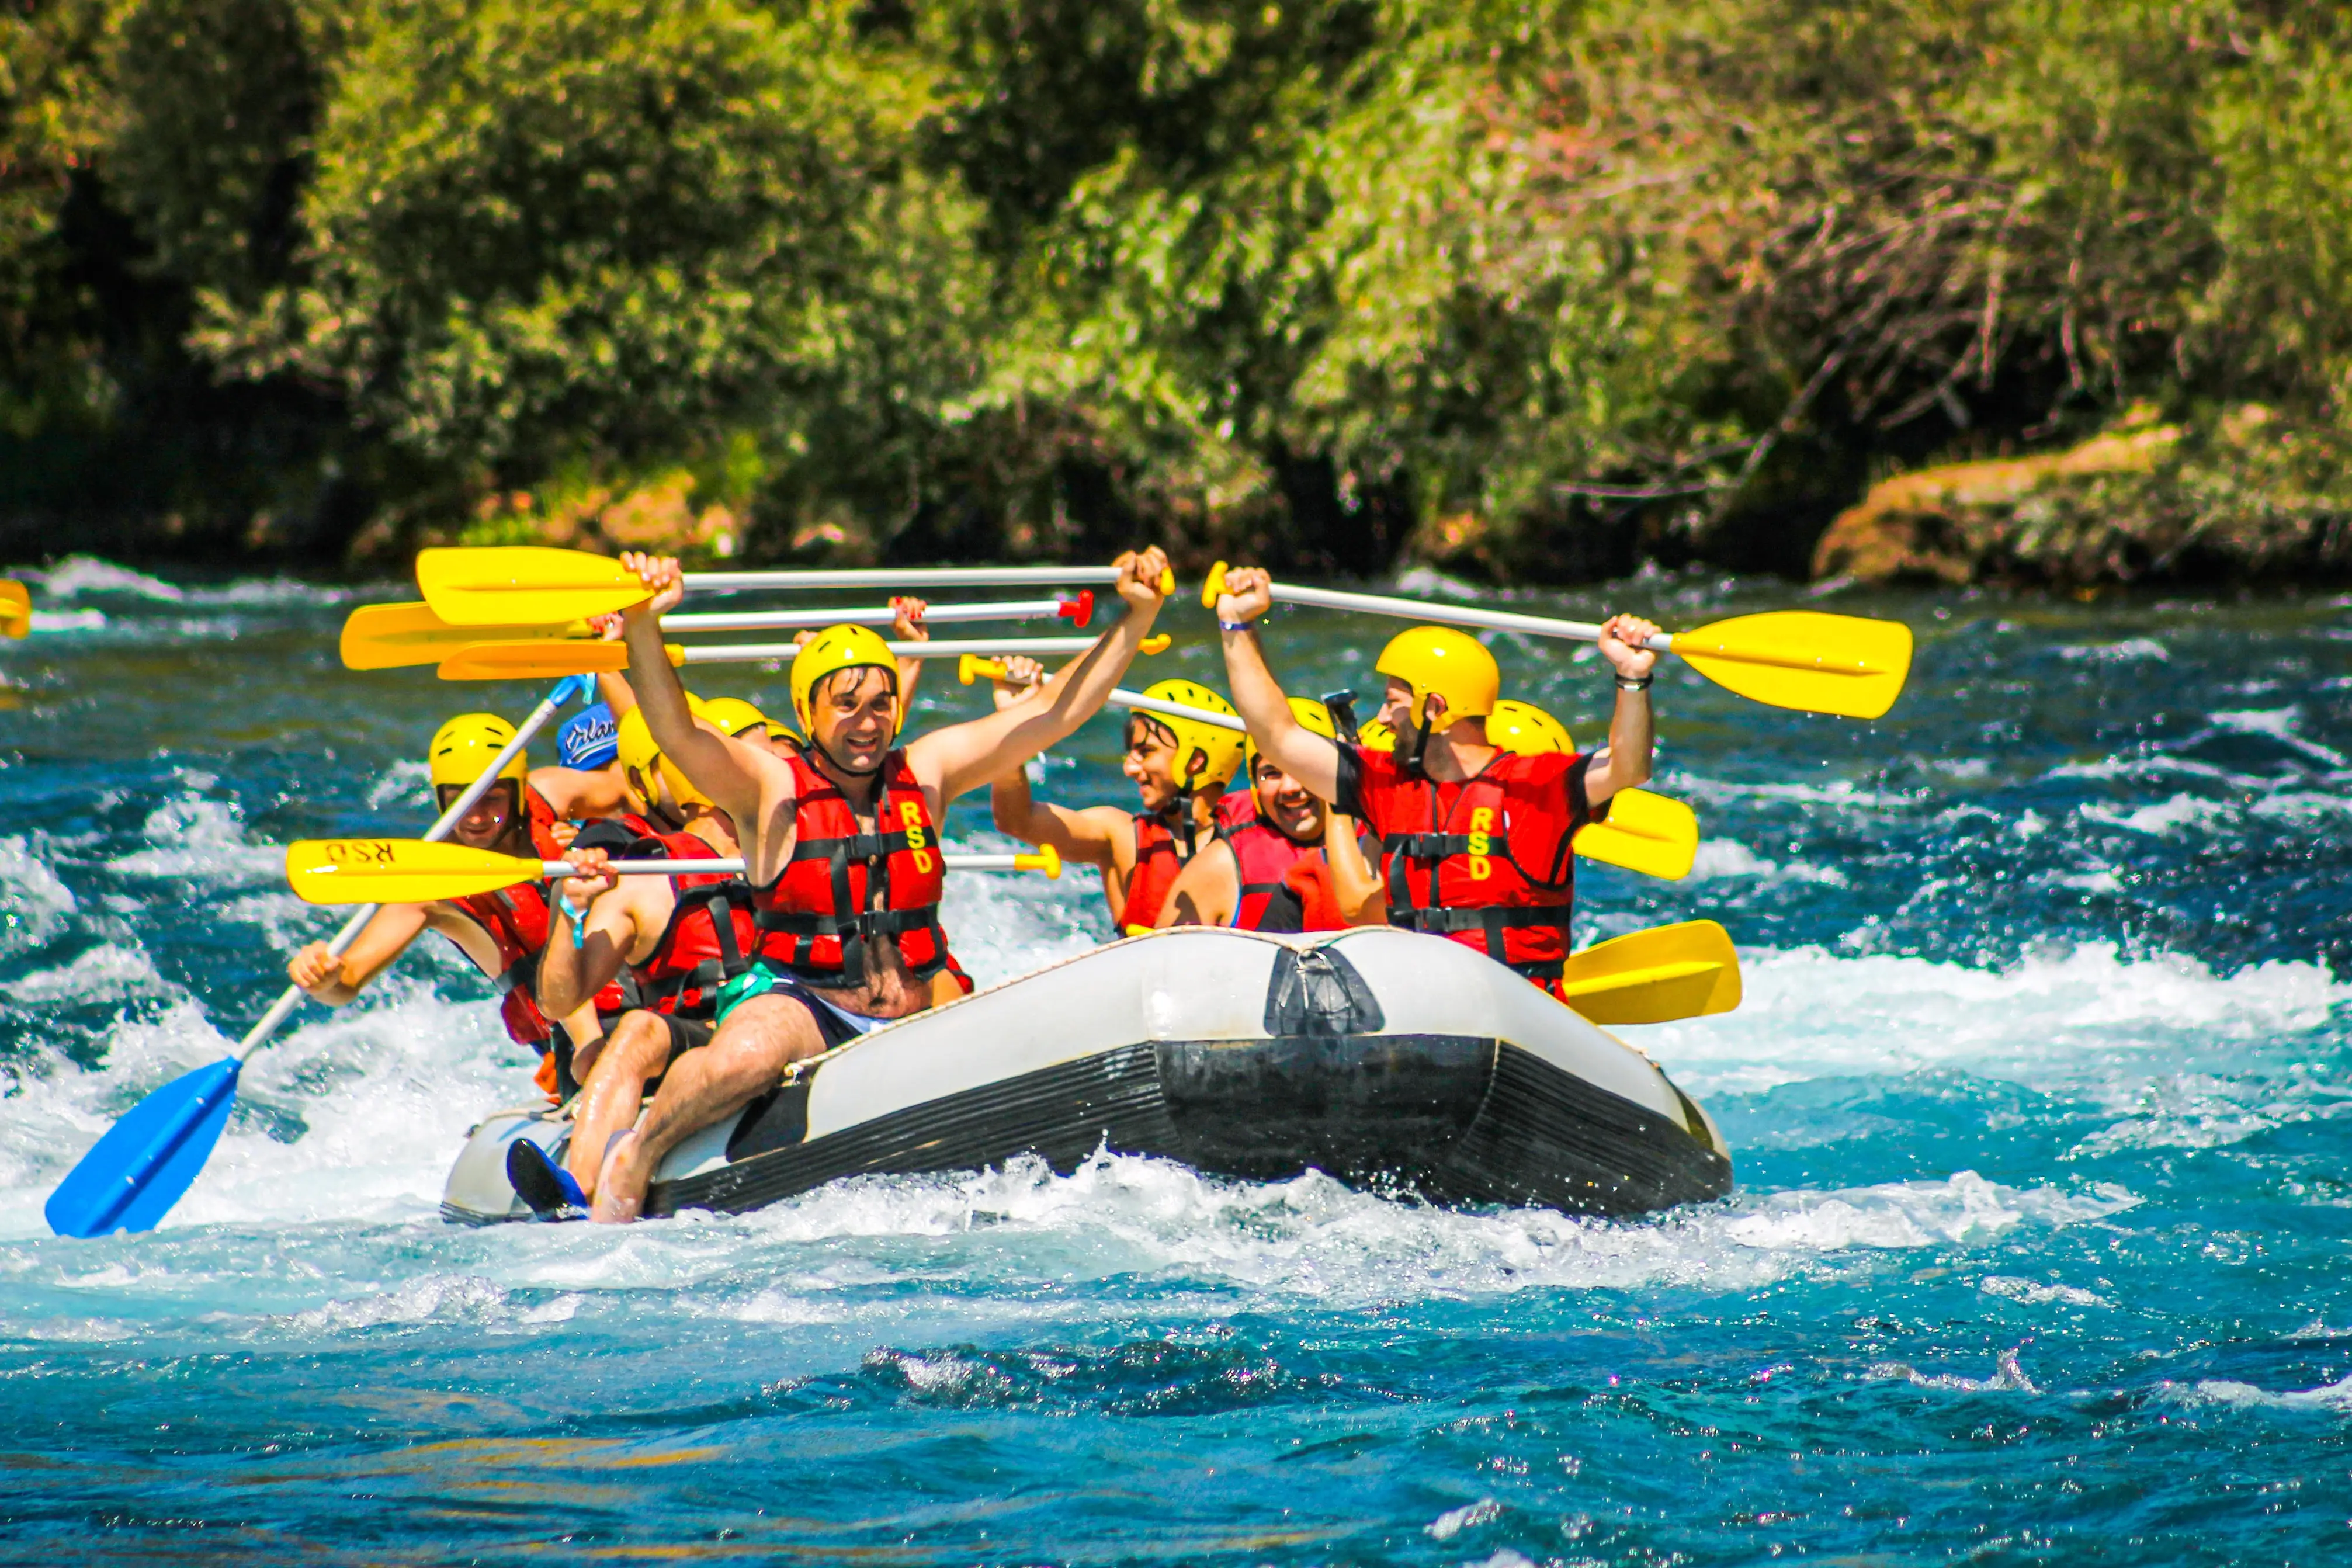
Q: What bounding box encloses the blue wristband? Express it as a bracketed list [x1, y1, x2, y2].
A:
[1218, 619, 1256, 633]
[558, 892, 592, 927]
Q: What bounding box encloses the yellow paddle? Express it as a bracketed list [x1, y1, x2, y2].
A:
[1199, 563, 1910, 720]
[1555, 919, 1741, 1026]
[340, 601, 590, 670]
[435, 634, 1170, 681]
[1576, 789, 1698, 882]
[417, 546, 1174, 625]
[0, 579, 30, 639]
[285, 838, 1061, 905]
[960, 658, 1701, 883]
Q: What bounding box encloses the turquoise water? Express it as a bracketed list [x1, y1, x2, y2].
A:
[2, 557, 2348, 1563]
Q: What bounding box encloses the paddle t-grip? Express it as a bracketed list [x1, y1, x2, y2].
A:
[1058, 590, 1094, 627]
[1201, 561, 1229, 609]
[958, 655, 1007, 686]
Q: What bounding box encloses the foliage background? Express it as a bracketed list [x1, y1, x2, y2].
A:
[4, 0, 2350, 581]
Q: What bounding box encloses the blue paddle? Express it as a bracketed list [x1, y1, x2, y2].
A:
[44, 674, 595, 1239]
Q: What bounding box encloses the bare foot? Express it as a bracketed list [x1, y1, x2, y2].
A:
[590, 1130, 650, 1223]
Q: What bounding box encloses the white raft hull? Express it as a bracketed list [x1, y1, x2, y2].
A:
[443, 927, 1732, 1223]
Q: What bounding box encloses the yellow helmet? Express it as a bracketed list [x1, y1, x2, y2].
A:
[615, 695, 714, 813]
[1486, 698, 1576, 757]
[1376, 626, 1500, 727]
[791, 625, 900, 738]
[1135, 679, 1246, 790]
[701, 696, 775, 741]
[428, 713, 525, 790]
[1357, 717, 1396, 753]
[1246, 696, 1337, 778]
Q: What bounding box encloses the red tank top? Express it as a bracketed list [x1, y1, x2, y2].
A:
[1117, 801, 1233, 935]
[632, 830, 758, 1020]
[446, 784, 634, 1044]
[751, 750, 957, 986]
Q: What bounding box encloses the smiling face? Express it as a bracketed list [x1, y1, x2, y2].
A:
[1122, 716, 1187, 812]
[438, 780, 519, 851]
[1249, 754, 1325, 844]
[809, 667, 898, 775]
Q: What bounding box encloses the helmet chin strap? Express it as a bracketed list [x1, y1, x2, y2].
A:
[1172, 751, 1209, 857]
[1403, 696, 1441, 780]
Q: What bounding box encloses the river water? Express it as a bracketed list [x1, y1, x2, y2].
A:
[1, 557, 2347, 1563]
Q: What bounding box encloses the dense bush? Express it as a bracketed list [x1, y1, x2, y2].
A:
[3, 0, 2350, 580]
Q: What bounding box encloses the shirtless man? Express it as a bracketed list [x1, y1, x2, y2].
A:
[588, 547, 1174, 1221]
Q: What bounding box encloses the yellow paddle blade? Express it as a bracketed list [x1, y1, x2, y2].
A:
[286, 839, 546, 904]
[1557, 918, 1740, 1026]
[418, 546, 650, 625]
[1571, 788, 1699, 881]
[1670, 611, 1912, 720]
[436, 638, 623, 680]
[0, 579, 28, 639]
[341, 601, 588, 670]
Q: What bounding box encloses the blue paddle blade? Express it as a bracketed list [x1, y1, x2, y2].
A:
[44, 1057, 242, 1238]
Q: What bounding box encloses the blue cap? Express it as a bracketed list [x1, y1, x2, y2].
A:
[557, 702, 619, 769]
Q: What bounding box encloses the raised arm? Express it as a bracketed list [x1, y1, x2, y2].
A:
[616, 552, 784, 827]
[912, 548, 1171, 804]
[1212, 567, 1342, 803]
[891, 596, 928, 711]
[1580, 613, 1661, 807]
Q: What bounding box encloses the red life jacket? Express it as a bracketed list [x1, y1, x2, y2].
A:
[631, 830, 758, 1021]
[1227, 815, 1320, 932]
[1285, 855, 1346, 932]
[1116, 799, 1225, 935]
[445, 784, 634, 1046]
[1349, 745, 1588, 980]
[750, 750, 959, 986]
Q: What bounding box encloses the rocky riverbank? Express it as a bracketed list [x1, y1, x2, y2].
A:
[1810, 407, 2352, 591]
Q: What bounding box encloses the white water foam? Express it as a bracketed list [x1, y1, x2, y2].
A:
[19, 556, 353, 609]
[105, 794, 285, 886]
[2168, 1373, 2352, 1414]
[2059, 639, 2169, 663]
[2078, 793, 2237, 837]
[1979, 1275, 2108, 1307]
[1629, 942, 2352, 1101]
[0, 834, 76, 958]
[27, 557, 185, 601]
[1686, 838, 1848, 886]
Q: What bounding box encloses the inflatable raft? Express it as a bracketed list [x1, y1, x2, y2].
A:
[442, 927, 1732, 1222]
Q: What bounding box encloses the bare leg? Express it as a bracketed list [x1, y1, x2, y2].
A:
[566, 1011, 674, 1199]
[591, 992, 830, 1223]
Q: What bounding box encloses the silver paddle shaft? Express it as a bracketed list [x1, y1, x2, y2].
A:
[544, 854, 1039, 876]
[685, 566, 1119, 591]
[234, 685, 571, 1060]
[1111, 688, 1245, 734]
[677, 636, 1101, 664]
[1262, 582, 1674, 652]
[664, 598, 1081, 633]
